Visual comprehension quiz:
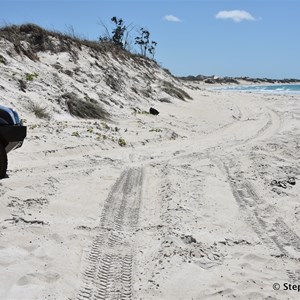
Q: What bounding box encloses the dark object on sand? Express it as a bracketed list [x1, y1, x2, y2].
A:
[0, 105, 27, 179]
[270, 177, 296, 189]
[149, 107, 159, 115]
[270, 180, 287, 188]
[287, 177, 296, 185]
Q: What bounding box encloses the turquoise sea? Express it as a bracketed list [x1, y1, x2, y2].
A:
[214, 84, 300, 94]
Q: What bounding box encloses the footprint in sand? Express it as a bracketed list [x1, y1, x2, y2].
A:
[16, 272, 60, 286]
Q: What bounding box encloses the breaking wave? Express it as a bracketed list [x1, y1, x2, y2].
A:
[213, 84, 300, 94]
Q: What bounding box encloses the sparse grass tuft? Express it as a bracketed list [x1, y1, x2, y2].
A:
[18, 79, 27, 92]
[105, 74, 123, 92]
[27, 102, 50, 119]
[0, 54, 6, 64]
[25, 72, 38, 81]
[133, 108, 150, 115]
[150, 128, 162, 132]
[162, 67, 173, 77]
[162, 81, 192, 101]
[118, 138, 126, 147]
[101, 121, 110, 130]
[29, 124, 38, 130]
[159, 97, 172, 103]
[140, 87, 152, 98]
[71, 131, 80, 137]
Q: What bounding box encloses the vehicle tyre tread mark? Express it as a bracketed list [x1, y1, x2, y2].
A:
[214, 157, 300, 260]
[77, 167, 143, 300]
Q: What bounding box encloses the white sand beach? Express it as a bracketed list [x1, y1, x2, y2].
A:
[1, 87, 300, 299]
[0, 26, 300, 300]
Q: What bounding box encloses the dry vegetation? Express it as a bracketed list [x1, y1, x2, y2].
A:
[63, 92, 110, 120]
[162, 81, 192, 101]
[27, 102, 50, 119]
[0, 23, 159, 68]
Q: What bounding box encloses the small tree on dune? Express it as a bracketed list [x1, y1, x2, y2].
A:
[99, 18, 158, 57]
[111, 17, 126, 47]
[148, 41, 157, 59]
[99, 16, 131, 49]
[135, 27, 157, 59]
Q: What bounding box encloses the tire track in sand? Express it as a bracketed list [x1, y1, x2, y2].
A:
[217, 158, 300, 261]
[211, 107, 300, 260]
[77, 167, 143, 300]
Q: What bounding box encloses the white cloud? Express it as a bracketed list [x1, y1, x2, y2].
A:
[163, 15, 182, 22]
[215, 10, 256, 22]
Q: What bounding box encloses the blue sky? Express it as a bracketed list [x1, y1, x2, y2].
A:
[0, 0, 299, 79]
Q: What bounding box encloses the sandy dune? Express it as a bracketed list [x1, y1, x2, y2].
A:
[1, 87, 300, 300]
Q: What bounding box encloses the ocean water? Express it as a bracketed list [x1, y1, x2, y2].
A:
[213, 84, 300, 94]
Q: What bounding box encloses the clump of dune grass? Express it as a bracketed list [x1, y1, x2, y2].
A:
[162, 81, 192, 101]
[63, 92, 110, 120]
